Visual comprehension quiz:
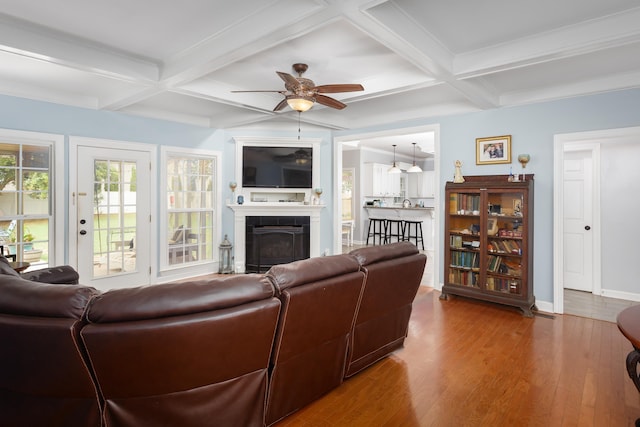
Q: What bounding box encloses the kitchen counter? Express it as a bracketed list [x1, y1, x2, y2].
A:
[364, 206, 434, 250]
[364, 206, 433, 211]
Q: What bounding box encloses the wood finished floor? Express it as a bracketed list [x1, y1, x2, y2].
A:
[564, 289, 639, 323]
[276, 288, 640, 427]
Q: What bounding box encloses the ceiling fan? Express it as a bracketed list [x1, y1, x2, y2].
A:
[232, 63, 364, 112]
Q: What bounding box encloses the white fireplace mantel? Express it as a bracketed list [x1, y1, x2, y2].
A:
[228, 203, 325, 273]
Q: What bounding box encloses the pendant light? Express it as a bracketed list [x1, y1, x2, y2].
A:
[388, 144, 401, 174]
[407, 142, 423, 173]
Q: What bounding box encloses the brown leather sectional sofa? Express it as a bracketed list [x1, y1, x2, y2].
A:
[0, 242, 426, 427]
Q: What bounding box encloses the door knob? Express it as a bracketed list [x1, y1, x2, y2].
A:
[585, 225, 591, 231]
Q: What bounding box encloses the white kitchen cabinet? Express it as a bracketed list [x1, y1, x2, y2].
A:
[408, 172, 420, 197]
[388, 171, 401, 196]
[407, 170, 435, 198]
[363, 163, 403, 197]
[419, 171, 435, 198]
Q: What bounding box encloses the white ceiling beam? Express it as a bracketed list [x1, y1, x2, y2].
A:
[500, 69, 640, 106]
[0, 79, 98, 109]
[170, 87, 281, 115]
[355, 1, 499, 109]
[455, 7, 640, 79]
[160, 0, 326, 85]
[118, 104, 214, 128]
[99, 86, 165, 111]
[0, 13, 159, 83]
[357, 1, 453, 76]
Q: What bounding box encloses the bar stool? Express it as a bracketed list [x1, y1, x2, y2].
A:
[403, 220, 424, 250]
[385, 219, 405, 244]
[366, 218, 387, 246]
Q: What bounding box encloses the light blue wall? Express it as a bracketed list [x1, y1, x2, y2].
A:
[4, 88, 640, 302]
[0, 94, 336, 267]
[336, 88, 640, 304]
[0, 94, 225, 263]
[0, 95, 223, 146]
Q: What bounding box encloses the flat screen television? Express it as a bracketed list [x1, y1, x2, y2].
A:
[242, 146, 312, 188]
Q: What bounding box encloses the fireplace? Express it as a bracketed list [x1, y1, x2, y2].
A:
[227, 193, 324, 273]
[245, 216, 310, 273]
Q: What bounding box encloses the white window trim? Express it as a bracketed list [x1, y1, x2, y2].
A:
[0, 128, 64, 265]
[159, 146, 222, 278]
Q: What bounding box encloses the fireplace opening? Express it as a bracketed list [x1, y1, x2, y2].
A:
[246, 216, 310, 273]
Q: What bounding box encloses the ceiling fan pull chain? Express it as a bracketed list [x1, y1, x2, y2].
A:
[298, 111, 301, 140]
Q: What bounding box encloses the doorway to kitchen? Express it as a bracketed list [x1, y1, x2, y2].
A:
[333, 124, 441, 289]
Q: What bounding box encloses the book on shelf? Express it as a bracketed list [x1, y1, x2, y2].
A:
[486, 277, 521, 294]
[449, 269, 479, 287]
[450, 251, 479, 269]
[450, 235, 463, 248]
[450, 193, 481, 214]
[501, 258, 522, 275]
[487, 255, 502, 272]
[449, 193, 458, 214]
[487, 239, 521, 254]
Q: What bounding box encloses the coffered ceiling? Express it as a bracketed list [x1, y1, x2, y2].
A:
[0, 0, 639, 149]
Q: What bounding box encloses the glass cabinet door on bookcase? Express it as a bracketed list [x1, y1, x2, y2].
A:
[442, 175, 535, 317]
[446, 190, 482, 289]
[485, 189, 526, 296]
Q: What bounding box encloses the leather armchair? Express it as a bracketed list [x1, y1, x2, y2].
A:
[0, 277, 101, 427]
[81, 275, 281, 427]
[265, 254, 365, 425]
[346, 242, 426, 377]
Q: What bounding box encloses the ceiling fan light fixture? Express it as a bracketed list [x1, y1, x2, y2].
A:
[408, 142, 423, 173]
[388, 144, 402, 174]
[286, 96, 314, 112]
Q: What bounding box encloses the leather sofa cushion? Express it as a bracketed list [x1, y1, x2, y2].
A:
[0, 277, 99, 319]
[21, 265, 80, 284]
[350, 241, 418, 266]
[0, 256, 20, 278]
[86, 274, 274, 323]
[267, 254, 360, 291]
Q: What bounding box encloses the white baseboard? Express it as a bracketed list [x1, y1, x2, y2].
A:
[600, 289, 640, 302]
[536, 300, 553, 314]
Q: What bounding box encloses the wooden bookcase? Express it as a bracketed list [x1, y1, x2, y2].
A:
[440, 175, 535, 316]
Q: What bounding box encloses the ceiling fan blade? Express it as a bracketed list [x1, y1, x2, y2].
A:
[315, 84, 364, 93]
[231, 90, 285, 93]
[273, 98, 289, 111]
[276, 71, 302, 89]
[316, 94, 347, 110]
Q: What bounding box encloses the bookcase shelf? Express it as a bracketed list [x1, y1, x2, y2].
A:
[441, 175, 535, 316]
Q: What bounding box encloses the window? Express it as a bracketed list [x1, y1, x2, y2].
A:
[0, 141, 52, 266]
[163, 148, 219, 269]
[342, 168, 355, 220]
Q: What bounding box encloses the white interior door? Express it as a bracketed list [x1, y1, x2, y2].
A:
[75, 146, 150, 290]
[563, 149, 593, 292]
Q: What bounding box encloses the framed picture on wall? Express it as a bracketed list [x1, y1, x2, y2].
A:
[476, 135, 512, 165]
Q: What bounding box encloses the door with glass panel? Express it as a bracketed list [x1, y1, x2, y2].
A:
[76, 146, 150, 290]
